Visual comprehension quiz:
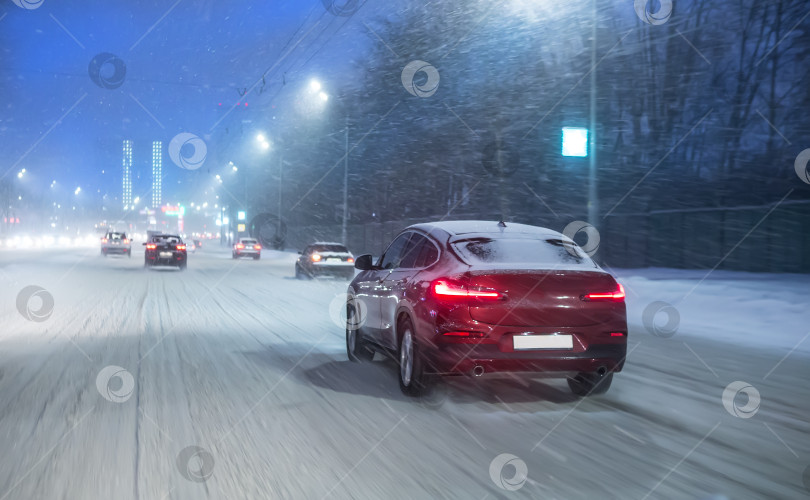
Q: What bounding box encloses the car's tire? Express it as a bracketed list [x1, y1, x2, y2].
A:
[253, 255, 260, 260]
[102, 250, 107, 257]
[127, 250, 131, 257]
[232, 253, 237, 259]
[398, 317, 429, 397]
[567, 371, 613, 397]
[179, 263, 187, 271]
[295, 264, 309, 279]
[346, 302, 373, 362]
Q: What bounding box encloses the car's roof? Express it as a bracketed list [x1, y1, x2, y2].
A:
[309, 241, 346, 246]
[239, 237, 257, 241]
[406, 220, 566, 239]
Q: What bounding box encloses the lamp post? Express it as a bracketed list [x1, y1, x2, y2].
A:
[342, 114, 348, 246]
[308, 79, 349, 245]
[588, 0, 598, 230]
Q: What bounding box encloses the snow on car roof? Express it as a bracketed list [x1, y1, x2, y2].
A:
[407, 220, 568, 239]
[310, 241, 346, 246]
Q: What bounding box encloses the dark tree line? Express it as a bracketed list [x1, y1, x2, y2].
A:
[217, 0, 809, 230]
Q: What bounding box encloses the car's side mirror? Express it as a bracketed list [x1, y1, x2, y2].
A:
[354, 254, 375, 271]
[297, 251, 303, 255]
[142, 242, 147, 246]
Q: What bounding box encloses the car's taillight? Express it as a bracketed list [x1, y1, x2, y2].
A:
[254, 245, 261, 250]
[146, 244, 157, 250]
[176, 244, 186, 251]
[347, 257, 354, 263]
[236, 244, 245, 249]
[101, 238, 107, 243]
[582, 283, 625, 302]
[311, 254, 322, 262]
[123, 239, 129, 244]
[443, 331, 484, 338]
[431, 279, 501, 300]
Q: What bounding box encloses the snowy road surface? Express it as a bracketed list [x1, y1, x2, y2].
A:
[0, 246, 808, 499]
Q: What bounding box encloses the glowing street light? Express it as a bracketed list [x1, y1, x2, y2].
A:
[306, 77, 348, 244]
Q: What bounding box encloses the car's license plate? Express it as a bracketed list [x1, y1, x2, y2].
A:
[513, 335, 573, 350]
[327, 258, 342, 262]
[160, 251, 172, 258]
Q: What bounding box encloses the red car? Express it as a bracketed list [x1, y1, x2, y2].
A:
[346, 221, 627, 397]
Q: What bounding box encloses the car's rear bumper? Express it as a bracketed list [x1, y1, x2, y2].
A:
[146, 253, 185, 265]
[425, 342, 627, 375]
[234, 250, 260, 256]
[304, 263, 354, 276]
[103, 247, 130, 254]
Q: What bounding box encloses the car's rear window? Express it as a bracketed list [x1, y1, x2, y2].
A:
[154, 236, 182, 244]
[311, 245, 347, 253]
[450, 237, 596, 268]
[108, 233, 126, 240]
[242, 239, 258, 244]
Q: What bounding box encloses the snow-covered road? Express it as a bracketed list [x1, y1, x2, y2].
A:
[0, 246, 808, 499]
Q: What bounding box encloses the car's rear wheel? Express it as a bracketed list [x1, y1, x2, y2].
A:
[295, 264, 309, 279]
[398, 318, 428, 396]
[346, 302, 373, 362]
[567, 371, 613, 396]
[253, 255, 260, 260]
[127, 250, 131, 257]
[102, 250, 107, 257]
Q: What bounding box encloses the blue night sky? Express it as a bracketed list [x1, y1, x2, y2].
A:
[0, 0, 381, 210]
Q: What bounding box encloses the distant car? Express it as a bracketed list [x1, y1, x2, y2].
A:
[101, 232, 131, 257]
[144, 234, 187, 269]
[233, 237, 261, 260]
[295, 242, 355, 279]
[345, 221, 628, 397]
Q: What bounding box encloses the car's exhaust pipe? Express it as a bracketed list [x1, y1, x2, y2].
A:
[596, 366, 607, 377]
[472, 365, 485, 377]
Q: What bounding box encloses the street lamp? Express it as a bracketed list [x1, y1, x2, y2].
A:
[256, 134, 284, 247]
[308, 80, 350, 245]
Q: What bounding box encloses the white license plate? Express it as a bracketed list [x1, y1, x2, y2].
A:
[327, 258, 343, 262]
[160, 251, 172, 258]
[513, 335, 573, 350]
